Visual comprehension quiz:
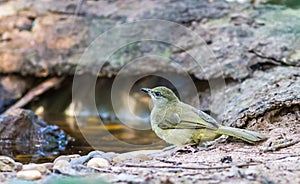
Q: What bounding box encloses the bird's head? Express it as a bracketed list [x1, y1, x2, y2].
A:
[140, 86, 179, 106]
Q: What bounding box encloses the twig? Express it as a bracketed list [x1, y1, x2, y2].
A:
[155, 158, 182, 165]
[219, 147, 297, 155]
[124, 162, 259, 170]
[5, 77, 65, 113]
[89, 166, 114, 173]
[156, 158, 213, 166]
[262, 140, 300, 152]
[266, 154, 300, 162]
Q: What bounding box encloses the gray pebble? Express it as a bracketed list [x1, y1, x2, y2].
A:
[87, 151, 104, 158]
[22, 164, 47, 174]
[70, 155, 90, 166]
[0, 156, 20, 172]
[53, 160, 70, 174]
[102, 152, 117, 162]
[54, 155, 71, 164]
[16, 170, 42, 180]
[87, 158, 110, 168]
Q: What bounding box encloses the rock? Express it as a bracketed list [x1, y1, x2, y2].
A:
[0, 0, 298, 82]
[86, 158, 110, 168]
[22, 163, 48, 174]
[70, 155, 90, 166]
[87, 151, 117, 162]
[87, 150, 104, 158]
[54, 155, 71, 164]
[0, 75, 32, 113]
[113, 154, 150, 163]
[40, 163, 53, 170]
[101, 152, 118, 162]
[53, 160, 70, 174]
[0, 108, 68, 156]
[220, 156, 233, 163]
[134, 154, 151, 162]
[68, 154, 81, 159]
[16, 170, 42, 180]
[14, 162, 23, 171]
[0, 156, 21, 172]
[222, 67, 300, 128]
[112, 150, 158, 163]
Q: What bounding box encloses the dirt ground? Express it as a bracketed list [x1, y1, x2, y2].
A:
[98, 109, 300, 184]
[108, 141, 299, 183]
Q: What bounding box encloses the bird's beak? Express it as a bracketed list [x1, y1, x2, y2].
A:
[140, 88, 151, 94]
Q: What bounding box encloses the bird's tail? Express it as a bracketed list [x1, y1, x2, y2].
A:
[217, 126, 267, 144]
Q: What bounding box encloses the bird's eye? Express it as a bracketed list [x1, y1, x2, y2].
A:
[155, 92, 161, 96]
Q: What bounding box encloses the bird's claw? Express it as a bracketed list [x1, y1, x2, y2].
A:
[170, 143, 199, 156]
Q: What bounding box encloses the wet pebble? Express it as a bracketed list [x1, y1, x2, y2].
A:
[87, 150, 104, 158]
[70, 155, 90, 166]
[102, 152, 117, 162]
[22, 163, 48, 174]
[87, 151, 117, 162]
[54, 155, 71, 164]
[40, 162, 54, 170]
[0, 156, 22, 172]
[53, 160, 70, 174]
[87, 158, 110, 168]
[16, 170, 42, 180]
[68, 154, 81, 159]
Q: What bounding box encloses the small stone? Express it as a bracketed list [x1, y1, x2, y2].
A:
[102, 152, 117, 162]
[14, 162, 23, 171]
[53, 160, 70, 173]
[87, 158, 110, 168]
[16, 170, 42, 180]
[112, 150, 154, 163]
[54, 155, 71, 164]
[220, 156, 232, 163]
[68, 154, 81, 159]
[134, 154, 151, 161]
[0, 156, 17, 172]
[70, 155, 90, 166]
[1, 32, 11, 41]
[87, 151, 104, 158]
[112, 156, 122, 163]
[40, 163, 54, 170]
[244, 166, 259, 180]
[22, 164, 47, 174]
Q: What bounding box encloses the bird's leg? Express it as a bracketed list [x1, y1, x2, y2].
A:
[162, 145, 176, 151]
[198, 135, 229, 149]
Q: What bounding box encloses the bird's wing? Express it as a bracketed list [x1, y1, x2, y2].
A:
[158, 104, 219, 130]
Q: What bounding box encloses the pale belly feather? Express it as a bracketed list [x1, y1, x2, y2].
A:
[152, 124, 194, 145]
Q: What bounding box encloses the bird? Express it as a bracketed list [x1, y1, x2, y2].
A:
[140, 86, 267, 146]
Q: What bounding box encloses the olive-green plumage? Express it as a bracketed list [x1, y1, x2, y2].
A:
[141, 86, 267, 146]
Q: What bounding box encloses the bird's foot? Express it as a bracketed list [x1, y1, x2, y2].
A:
[198, 135, 229, 150]
[170, 143, 199, 156]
